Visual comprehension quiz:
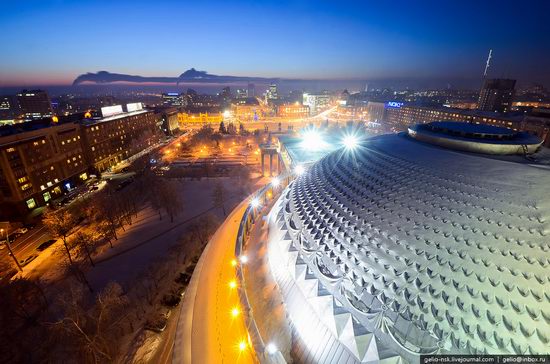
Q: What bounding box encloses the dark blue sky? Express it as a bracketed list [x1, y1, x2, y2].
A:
[1, 0, 549, 87]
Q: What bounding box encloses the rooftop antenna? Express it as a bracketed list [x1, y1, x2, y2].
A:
[483, 49, 492, 78]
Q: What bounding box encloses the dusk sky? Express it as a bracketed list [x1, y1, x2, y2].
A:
[1, 0, 549, 87]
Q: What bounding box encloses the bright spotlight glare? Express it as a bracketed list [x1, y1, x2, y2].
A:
[266, 342, 277, 354]
[300, 129, 326, 150]
[250, 198, 261, 208]
[271, 177, 280, 187]
[239, 255, 248, 264]
[343, 134, 359, 150]
[294, 165, 305, 176]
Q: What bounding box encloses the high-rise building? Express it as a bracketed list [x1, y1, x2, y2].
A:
[161, 92, 186, 107]
[16, 90, 53, 121]
[477, 78, 516, 113]
[266, 84, 278, 101]
[247, 83, 255, 98]
[236, 88, 247, 99]
[303, 92, 330, 115]
[0, 96, 18, 123]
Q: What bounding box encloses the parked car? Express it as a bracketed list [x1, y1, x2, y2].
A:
[161, 294, 181, 308]
[19, 254, 37, 267]
[36, 239, 56, 251]
[175, 272, 192, 285]
[14, 227, 28, 235]
[144, 311, 170, 333]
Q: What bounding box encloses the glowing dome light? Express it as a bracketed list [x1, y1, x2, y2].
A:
[294, 164, 305, 176]
[266, 342, 277, 355]
[250, 197, 261, 208]
[300, 128, 327, 151]
[342, 134, 359, 150]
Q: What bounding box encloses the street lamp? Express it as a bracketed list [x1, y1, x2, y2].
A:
[0, 227, 22, 271]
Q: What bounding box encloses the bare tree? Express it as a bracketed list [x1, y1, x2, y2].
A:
[0, 278, 50, 363]
[51, 282, 129, 363]
[147, 177, 182, 222]
[212, 182, 227, 216]
[73, 231, 99, 267]
[43, 208, 76, 265]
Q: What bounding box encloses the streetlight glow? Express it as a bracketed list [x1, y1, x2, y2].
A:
[229, 280, 237, 289]
[238, 340, 247, 352]
[239, 255, 248, 264]
[231, 307, 240, 317]
[231, 259, 237, 267]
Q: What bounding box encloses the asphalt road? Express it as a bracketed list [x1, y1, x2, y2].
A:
[1, 225, 53, 268]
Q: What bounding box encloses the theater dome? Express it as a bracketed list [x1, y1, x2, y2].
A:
[267, 130, 550, 363]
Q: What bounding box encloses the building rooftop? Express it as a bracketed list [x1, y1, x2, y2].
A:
[408, 121, 542, 155]
[267, 133, 550, 362]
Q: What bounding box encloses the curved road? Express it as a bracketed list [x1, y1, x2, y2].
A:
[172, 198, 256, 364]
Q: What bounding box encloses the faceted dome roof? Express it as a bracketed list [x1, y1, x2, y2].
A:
[276, 133, 550, 360]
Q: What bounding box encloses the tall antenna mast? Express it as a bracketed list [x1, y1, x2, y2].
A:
[483, 49, 492, 78]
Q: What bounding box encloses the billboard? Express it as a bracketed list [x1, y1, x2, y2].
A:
[386, 101, 404, 108]
[101, 105, 123, 117]
[126, 102, 143, 112]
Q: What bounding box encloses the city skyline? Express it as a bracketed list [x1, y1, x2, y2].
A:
[1, 0, 550, 88]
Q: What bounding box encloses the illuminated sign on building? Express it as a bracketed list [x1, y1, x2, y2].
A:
[386, 101, 404, 108]
[126, 102, 143, 112]
[101, 105, 123, 117]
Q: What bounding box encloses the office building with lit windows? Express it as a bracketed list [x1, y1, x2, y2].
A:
[16, 90, 53, 121]
[477, 78, 516, 113]
[277, 103, 309, 119]
[303, 92, 331, 115]
[161, 92, 186, 107]
[0, 118, 88, 218]
[0, 107, 162, 219]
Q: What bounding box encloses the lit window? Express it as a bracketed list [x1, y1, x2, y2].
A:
[43, 192, 51, 202]
[26, 198, 36, 209]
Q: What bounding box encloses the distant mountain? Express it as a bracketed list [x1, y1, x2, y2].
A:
[72, 68, 279, 85]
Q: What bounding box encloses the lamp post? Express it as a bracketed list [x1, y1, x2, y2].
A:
[1, 228, 22, 271]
